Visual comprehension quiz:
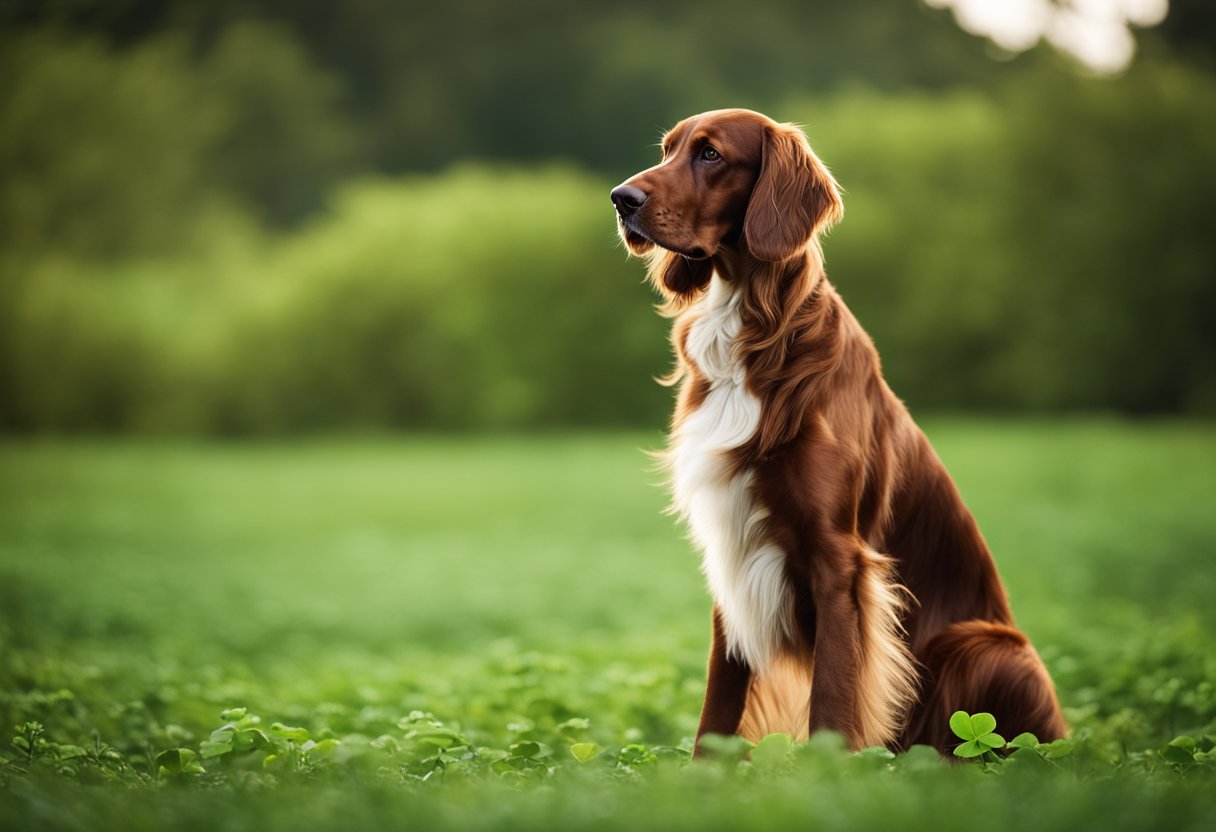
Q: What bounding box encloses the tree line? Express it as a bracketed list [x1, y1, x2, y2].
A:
[0, 1, 1213, 431]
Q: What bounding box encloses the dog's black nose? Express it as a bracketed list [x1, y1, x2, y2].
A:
[610, 184, 647, 217]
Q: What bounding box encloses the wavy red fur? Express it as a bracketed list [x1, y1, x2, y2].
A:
[612, 108, 1066, 754]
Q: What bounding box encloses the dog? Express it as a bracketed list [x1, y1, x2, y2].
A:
[611, 109, 1066, 755]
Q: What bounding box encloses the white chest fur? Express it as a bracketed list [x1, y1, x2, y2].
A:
[667, 275, 795, 673]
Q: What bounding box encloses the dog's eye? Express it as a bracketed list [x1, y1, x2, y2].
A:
[700, 145, 721, 163]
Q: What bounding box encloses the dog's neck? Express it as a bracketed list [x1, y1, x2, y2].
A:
[711, 247, 827, 341]
[703, 244, 851, 459]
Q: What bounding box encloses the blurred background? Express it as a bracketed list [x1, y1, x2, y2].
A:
[0, 0, 1213, 434]
[2, 6, 1216, 807]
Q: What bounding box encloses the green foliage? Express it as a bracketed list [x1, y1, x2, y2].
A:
[1, 427, 1215, 829]
[200, 21, 359, 227]
[947, 709, 1216, 775]
[212, 167, 668, 432]
[2, 5, 1214, 432]
[2, 0, 1010, 178]
[0, 166, 671, 432]
[155, 748, 203, 779]
[949, 711, 1006, 759]
[569, 742, 601, 763]
[787, 56, 1216, 415]
[0, 23, 355, 261]
[0, 30, 232, 260]
[3, 57, 1215, 431]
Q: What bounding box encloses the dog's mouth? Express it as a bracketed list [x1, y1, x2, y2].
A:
[619, 217, 710, 260]
[620, 222, 653, 252]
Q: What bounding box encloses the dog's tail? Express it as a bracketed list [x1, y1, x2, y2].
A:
[901, 619, 1066, 753]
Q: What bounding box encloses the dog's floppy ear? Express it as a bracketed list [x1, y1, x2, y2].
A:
[649, 249, 713, 299]
[743, 124, 843, 262]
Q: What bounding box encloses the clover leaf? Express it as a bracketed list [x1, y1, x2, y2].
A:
[949, 711, 1006, 758]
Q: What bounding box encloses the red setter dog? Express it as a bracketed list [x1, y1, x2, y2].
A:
[611, 109, 1065, 754]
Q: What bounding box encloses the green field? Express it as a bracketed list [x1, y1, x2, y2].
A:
[2, 422, 1215, 830]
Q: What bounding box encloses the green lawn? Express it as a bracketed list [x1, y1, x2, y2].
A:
[2, 422, 1215, 830]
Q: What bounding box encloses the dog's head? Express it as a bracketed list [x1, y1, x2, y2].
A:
[611, 109, 843, 300]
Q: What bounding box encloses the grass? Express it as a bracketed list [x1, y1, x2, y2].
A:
[2, 420, 1215, 830]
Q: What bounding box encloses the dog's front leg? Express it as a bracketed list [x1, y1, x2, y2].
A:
[808, 539, 917, 750]
[693, 605, 752, 757]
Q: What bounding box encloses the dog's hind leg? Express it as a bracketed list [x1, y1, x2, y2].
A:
[901, 619, 1067, 754]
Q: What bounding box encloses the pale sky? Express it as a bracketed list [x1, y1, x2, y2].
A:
[923, 0, 1169, 73]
